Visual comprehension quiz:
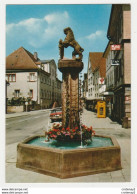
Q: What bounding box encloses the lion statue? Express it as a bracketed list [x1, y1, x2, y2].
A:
[59, 27, 84, 61]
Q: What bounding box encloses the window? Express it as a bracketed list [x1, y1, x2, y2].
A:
[14, 90, 20, 97]
[41, 89, 43, 98]
[29, 73, 35, 81]
[52, 69, 54, 76]
[91, 88, 92, 95]
[41, 76, 43, 83]
[29, 89, 33, 98]
[6, 74, 16, 82]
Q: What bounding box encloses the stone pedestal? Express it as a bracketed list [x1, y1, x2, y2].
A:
[58, 59, 83, 129]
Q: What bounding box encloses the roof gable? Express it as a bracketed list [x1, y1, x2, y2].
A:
[6, 47, 38, 70]
[99, 58, 106, 77]
[89, 52, 103, 72]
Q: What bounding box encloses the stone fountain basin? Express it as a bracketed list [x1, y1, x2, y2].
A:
[16, 135, 122, 179]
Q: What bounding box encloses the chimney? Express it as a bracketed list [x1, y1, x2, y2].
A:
[34, 52, 38, 60]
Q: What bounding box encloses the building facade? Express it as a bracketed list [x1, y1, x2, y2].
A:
[105, 4, 131, 127]
[93, 57, 106, 98]
[103, 41, 115, 118]
[86, 52, 106, 110]
[6, 47, 62, 110]
[82, 73, 88, 107]
[82, 73, 88, 99]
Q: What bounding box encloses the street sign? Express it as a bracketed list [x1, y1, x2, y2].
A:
[110, 44, 121, 50]
[111, 59, 120, 66]
[98, 77, 105, 84]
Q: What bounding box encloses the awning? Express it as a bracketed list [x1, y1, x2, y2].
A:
[102, 91, 114, 96]
[85, 97, 103, 101]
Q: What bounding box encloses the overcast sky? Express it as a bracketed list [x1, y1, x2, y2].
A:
[6, 4, 112, 80]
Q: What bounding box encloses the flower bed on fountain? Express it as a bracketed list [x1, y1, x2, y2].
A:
[45, 123, 95, 145]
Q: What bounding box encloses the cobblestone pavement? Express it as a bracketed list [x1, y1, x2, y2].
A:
[6, 109, 131, 183]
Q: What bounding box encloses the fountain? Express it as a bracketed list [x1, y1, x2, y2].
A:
[16, 27, 121, 179]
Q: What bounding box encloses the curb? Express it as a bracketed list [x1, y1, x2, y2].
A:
[6, 113, 31, 119]
[6, 109, 50, 119]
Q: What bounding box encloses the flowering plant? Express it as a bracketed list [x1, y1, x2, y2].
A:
[45, 123, 95, 144]
[81, 125, 95, 145]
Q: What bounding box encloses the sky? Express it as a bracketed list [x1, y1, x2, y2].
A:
[6, 4, 112, 80]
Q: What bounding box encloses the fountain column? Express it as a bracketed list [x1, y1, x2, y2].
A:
[58, 59, 83, 129]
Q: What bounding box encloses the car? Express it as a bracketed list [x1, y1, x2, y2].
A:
[50, 107, 62, 122]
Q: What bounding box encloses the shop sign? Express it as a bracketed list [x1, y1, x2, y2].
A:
[110, 44, 121, 50]
[98, 77, 105, 84]
[111, 59, 120, 66]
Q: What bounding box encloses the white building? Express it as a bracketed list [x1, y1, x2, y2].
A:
[6, 47, 62, 110]
[86, 52, 105, 110]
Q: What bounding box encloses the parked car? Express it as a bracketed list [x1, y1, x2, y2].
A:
[50, 107, 62, 122]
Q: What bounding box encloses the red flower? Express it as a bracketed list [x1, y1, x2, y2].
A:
[53, 129, 58, 132]
[66, 127, 70, 131]
[75, 126, 78, 130]
[61, 131, 66, 134]
[65, 132, 70, 136]
[87, 128, 90, 132]
[51, 134, 57, 138]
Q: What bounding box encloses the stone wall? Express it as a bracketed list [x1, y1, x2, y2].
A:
[7, 106, 24, 113]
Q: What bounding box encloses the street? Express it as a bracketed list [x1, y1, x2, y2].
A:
[6, 109, 131, 183]
[6, 110, 51, 145]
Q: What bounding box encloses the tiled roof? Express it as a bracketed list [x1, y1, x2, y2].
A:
[98, 57, 106, 77]
[6, 47, 39, 70]
[89, 52, 103, 72]
[40, 60, 53, 63]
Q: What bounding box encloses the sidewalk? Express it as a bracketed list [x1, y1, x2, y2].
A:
[6, 109, 131, 183]
[82, 109, 124, 130]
